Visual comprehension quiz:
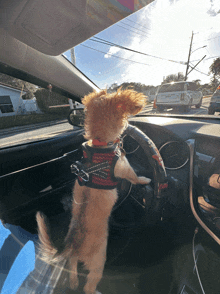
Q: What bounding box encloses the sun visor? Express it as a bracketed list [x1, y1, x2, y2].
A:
[0, 0, 154, 56]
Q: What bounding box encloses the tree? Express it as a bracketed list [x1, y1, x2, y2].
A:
[35, 88, 69, 112]
[0, 73, 37, 99]
[210, 76, 219, 92]
[209, 58, 220, 91]
[108, 82, 157, 94]
[209, 58, 220, 78]
[192, 79, 201, 86]
[162, 72, 185, 84]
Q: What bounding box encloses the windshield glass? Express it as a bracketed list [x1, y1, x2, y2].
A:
[0, 0, 220, 151]
[158, 83, 185, 93]
[0, 74, 77, 149]
[213, 89, 220, 97]
[158, 82, 200, 93]
[62, 0, 220, 117]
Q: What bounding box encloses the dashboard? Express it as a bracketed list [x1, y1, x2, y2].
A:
[128, 115, 220, 242]
[1, 114, 220, 240]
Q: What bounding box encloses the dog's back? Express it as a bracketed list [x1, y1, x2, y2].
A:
[36, 88, 150, 294]
[36, 180, 118, 293]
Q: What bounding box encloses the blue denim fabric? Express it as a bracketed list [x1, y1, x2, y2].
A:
[0, 223, 38, 292]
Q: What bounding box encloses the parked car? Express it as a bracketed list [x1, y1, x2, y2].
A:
[155, 81, 203, 112]
[208, 86, 220, 114]
[0, 1, 220, 294]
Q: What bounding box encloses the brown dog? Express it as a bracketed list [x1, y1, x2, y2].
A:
[36, 88, 151, 294]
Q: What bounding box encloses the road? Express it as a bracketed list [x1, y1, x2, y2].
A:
[141, 96, 213, 115]
[0, 97, 218, 149]
[0, 119, 76, 149]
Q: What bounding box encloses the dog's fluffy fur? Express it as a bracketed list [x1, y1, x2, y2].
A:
[36, 88, 151, 294]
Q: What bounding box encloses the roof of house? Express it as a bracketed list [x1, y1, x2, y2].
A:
[0, 82, 25, 93]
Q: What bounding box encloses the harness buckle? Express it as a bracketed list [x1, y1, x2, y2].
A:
[79, 170, 89, 182]
[71, 161, 89, 182]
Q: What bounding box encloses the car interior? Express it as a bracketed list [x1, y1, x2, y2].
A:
[0, 1, 220, 294]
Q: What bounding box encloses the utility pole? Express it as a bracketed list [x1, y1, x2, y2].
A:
[187, 55, 206, 76]
[184, 31, 194, 81]
[70, 48, 76, 65]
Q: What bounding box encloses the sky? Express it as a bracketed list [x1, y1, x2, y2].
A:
[64, 0, 220, 89]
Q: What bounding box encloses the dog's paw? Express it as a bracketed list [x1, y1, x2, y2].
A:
[138, 177, 151, 185]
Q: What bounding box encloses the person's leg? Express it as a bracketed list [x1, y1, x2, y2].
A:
[3, 223, 38, 244]
[0, 223, 38, 292]
[16, 234, 56, 293]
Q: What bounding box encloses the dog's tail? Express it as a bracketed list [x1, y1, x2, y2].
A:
[36, 211, 63, 263]
[36, 211, 74, 264]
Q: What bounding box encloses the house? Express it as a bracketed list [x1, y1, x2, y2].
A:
[0, 84, 40, 117]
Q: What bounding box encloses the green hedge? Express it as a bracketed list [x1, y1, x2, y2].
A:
[0, 112, 70, 130]
[35, 88, 69, 113]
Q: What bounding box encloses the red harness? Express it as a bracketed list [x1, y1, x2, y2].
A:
[75, 142, 121, 190]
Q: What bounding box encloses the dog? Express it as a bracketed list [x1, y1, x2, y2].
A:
[36, 88, 151, 294]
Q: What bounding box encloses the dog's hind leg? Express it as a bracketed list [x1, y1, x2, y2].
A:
[83, 240, 107, 294]
[68, 256, 79, 290]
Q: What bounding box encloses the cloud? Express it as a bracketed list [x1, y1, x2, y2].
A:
[104, 46, 121, 58]
[207, 0, 220, 16]
[115, 0, 220, 86]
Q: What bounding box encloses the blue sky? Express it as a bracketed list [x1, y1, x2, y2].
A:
[64, 0, 220, 89]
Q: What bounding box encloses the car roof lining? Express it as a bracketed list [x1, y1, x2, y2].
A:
[0, 29, 99, 100]
[0, 0, 154, 56]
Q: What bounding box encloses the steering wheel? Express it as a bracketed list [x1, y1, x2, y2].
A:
[111, 124, 168, 226]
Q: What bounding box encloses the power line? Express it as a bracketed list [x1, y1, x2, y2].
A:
[120, 21, 151, 34]
[80, 44, 150, 66]
[90, 36, 187, 65]
[204, 56, 219, 60]
[189, 63, 210, 76]
[191, 56, 219, 62]
[116, 24, 150, 38]
[192, 35, 220, 45]
[118, 21, 188, 49]
[123, 18, 151, 31]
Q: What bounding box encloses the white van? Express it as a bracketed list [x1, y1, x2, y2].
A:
[155, 81, 203, 112]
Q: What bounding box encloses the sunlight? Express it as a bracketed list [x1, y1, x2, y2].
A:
[147, 117, 175, 125]
[117, 0, 220, 86]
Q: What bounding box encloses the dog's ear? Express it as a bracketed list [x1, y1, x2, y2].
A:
[82, 89, 107, 107]
[115, 88, 146, 116]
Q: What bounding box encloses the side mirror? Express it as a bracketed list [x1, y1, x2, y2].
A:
[67, 108, 85, 127]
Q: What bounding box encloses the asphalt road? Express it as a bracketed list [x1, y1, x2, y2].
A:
[0, 119, 75, 149]
[141, 96, 216, 116]
[0, 97, 218, 149]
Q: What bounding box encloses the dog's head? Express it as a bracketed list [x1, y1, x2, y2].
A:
[82, 88, 146, 142]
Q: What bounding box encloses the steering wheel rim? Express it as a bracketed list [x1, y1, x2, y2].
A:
[110, 124, 168, 230]
[125, 124, 168, 198]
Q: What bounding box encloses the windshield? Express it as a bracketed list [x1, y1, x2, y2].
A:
[158, 83, 186, 93]
[0, 74, 78, 149]
[158, 82, 200, 93]
[0, 0, 220, 151]
[62, 0, 220, 117]
[213, 89, 220, 97]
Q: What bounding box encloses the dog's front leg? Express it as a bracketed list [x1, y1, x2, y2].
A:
[114, 155, 151, 185]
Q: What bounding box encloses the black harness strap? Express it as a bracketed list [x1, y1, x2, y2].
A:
[70, 141, 121, 189]
[71, 160, 110, 181]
